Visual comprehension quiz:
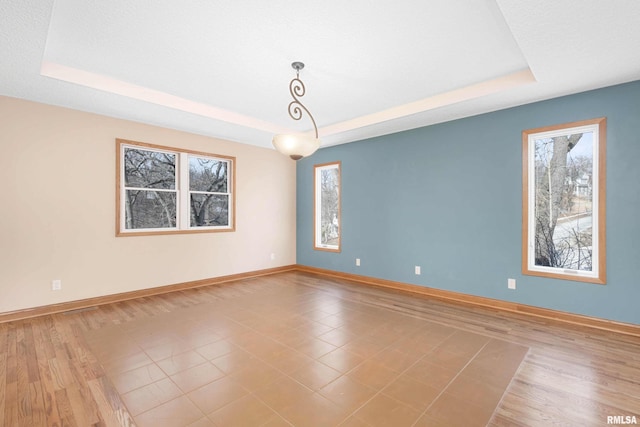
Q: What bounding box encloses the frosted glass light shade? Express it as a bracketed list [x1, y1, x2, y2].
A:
[272, 133, 320, 160]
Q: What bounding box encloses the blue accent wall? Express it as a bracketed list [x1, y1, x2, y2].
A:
[296, 80, 640, 325]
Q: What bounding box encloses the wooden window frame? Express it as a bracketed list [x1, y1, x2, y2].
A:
[314, 161, 341, 252]
[522, 118, 606, 284]
[116, 138, 236, 236]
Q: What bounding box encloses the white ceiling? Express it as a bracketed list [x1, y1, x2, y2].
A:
[2, 0, 640, 150]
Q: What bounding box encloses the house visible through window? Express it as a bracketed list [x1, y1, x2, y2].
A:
[116, 139, 235, 236]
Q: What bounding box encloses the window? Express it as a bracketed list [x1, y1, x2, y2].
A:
[522, 118, 606, 284]
[314, 161, 341, 251]
[116, 139, 235, 236]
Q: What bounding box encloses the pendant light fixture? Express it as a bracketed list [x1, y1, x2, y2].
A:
[272, 62, 321, 160]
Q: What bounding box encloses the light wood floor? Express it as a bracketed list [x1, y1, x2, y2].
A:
[1, 271, 639, 426]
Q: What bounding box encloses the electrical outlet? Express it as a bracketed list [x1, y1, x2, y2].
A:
[508, 278, 516, 289]
[356, 258, 361, 266]
[270, 253, 276, 261]
[415, 266, 421, 275]
[52, 280, 62, 291]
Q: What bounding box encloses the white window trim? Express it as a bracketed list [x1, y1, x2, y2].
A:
[522, 118, 606, 284]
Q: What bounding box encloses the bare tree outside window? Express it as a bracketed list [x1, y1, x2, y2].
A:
[522, 118, 606, 284]
[124, 148, 177, 229]
[314, 162, 341, 252]
[189, 156, 229, 227]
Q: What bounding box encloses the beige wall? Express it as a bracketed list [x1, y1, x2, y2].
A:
[0, 96, 297, 314]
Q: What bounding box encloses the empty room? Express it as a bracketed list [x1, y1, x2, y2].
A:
[1, 1, 639, 426]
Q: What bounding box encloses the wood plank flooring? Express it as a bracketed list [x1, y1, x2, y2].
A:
[1, 270, 639, 426]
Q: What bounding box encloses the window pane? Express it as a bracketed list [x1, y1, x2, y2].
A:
[314, 162, 340, 251]
[190, 194, 229, 227]
[189, 156, 228, 193]
[125, 190, 177, 229]
[533, 132, 593, 271]
[320, 168, 340, 246]
[124, 148, 176, 189]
